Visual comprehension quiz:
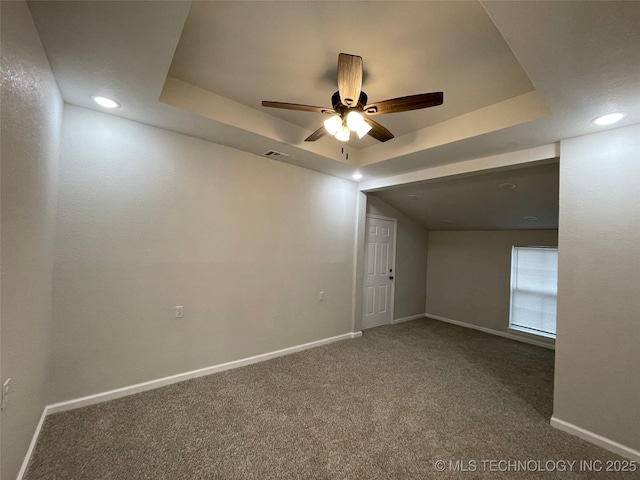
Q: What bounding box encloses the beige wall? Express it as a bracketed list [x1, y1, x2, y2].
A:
[0, 2, 63, 478]
[554, 125, 640, 452]
[366, 195, 428, 320]
[50, 105, 359, 402]
[426, 230, 558, 346]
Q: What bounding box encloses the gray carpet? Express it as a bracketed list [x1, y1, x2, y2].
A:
[26, 319, 639, 479]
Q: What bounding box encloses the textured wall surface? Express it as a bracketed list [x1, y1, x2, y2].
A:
[51, 106, 359, 402]
[555, 125, 640, 452]
[426, 229, 558, 346]
[0, 1, 63, 478]
[366, 195, 428, 321]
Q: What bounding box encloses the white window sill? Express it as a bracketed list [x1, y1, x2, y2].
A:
[509, 325, 556, 340]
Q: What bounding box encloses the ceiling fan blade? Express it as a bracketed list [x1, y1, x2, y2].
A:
[363, 117, 394, 142]
[337, 53, 363, 107]
[305, 126, 328, 142]
[364, 92, 444, 115]
[262, 101, 334, 114]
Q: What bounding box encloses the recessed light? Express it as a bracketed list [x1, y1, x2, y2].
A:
[499, 183, 517, 191]
[592, 112, 626, 126]
[91, 95, 120, 109]
[408, 194, 420, 200]
[352, 173, 363, 181]
[442, 219, 454, 224]
[524, 215, 539, 221]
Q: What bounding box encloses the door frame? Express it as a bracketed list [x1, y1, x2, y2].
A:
[363, 214, 398, 329]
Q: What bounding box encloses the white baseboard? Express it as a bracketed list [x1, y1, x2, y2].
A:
[424, 315, 637, 461]
[16, 408, 48, 480]
[551, 416, 640, 463]
[392, 313, 426, 325]
[425, 313, 555, 350]
[47, 331, 362, 414]
[18, 331, 361, 479]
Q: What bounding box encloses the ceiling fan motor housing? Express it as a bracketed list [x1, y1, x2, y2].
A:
[332, 91, 368, 113]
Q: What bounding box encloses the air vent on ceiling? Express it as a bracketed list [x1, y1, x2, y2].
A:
[263, 150, 289, 160]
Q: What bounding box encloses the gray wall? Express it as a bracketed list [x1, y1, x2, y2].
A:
[426, 230, 558, 346]
[50, 105, 359, 402]
[554, 125, 640, 452]
[367, 195, 428, 320]
[0, 2, 63, 478]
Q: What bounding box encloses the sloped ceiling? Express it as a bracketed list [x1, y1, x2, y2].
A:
[370, 161, 559, 231]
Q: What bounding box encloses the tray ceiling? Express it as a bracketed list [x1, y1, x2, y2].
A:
[168, 1, 535, 147]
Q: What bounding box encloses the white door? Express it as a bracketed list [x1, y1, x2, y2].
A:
[363, 215, 396, 329]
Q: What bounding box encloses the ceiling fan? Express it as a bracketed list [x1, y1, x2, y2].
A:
[262, 53, 444, 143]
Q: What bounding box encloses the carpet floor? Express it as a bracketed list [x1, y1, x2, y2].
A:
[25, 319, 639, 479]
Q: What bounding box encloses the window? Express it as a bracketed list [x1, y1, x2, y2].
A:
[509, 246, 558, 338]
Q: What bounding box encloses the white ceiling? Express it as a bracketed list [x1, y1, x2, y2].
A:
[26, 1, 640, 182]
[168, 1, 534, 146]
[25, 1, 639, 229]
[371, 161, 559, 231]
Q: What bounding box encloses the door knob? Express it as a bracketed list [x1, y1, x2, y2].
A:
[389, 276, 394, 280]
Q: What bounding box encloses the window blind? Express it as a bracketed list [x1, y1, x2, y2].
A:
[509, 246, 558, 338]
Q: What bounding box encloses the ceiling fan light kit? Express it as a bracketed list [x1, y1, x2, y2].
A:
[346, 111, 372, 138]
[335, 125, 351, 142]
[262, 53, 444, 143]
[323, 115, 342, 136]
[323, 111, 371, 140]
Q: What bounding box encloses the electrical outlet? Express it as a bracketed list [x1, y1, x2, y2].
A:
[1, 378, 10, 413]
[319, 291, 324, 302]
[175, 306, 184, 318]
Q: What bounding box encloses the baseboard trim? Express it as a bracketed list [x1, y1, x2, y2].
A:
[18, 331, 361, 479]
[16, 408, 47, 480]
[392, 313, 426, 325]
[47, 331, 362, 415]
[425, 313, 555, 350]
[550, 416, 640, 462]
